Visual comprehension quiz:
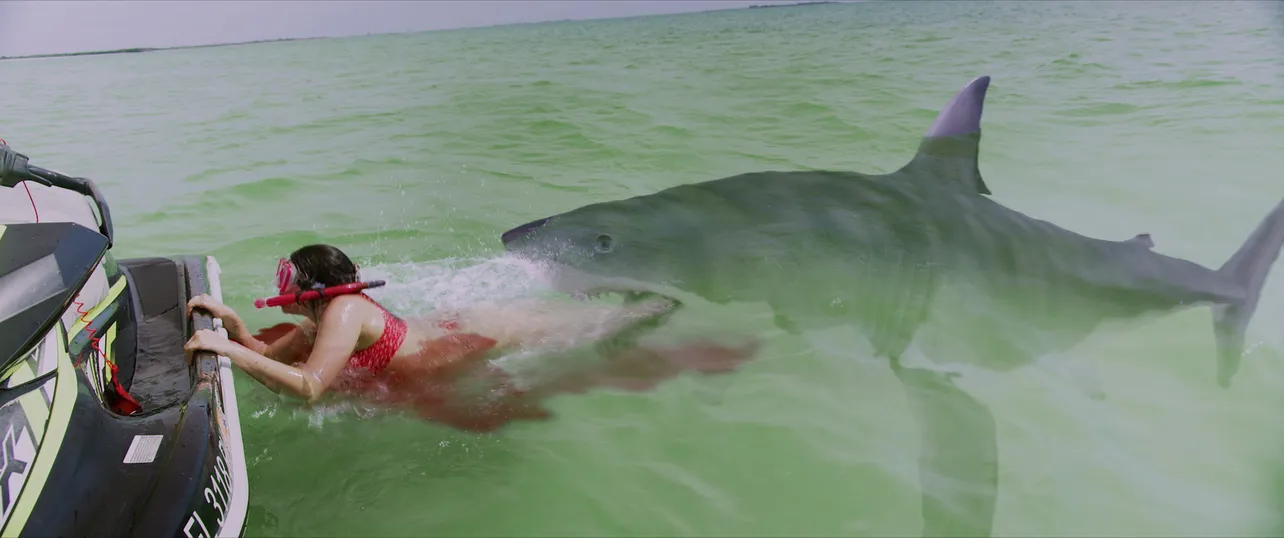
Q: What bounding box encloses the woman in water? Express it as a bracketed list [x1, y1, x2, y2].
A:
[183, 244, 755, 431]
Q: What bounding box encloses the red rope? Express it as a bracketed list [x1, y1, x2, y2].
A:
[71, 298, 141, 415]
[70, 300, 104, 367]
[22, 182, 38, 223]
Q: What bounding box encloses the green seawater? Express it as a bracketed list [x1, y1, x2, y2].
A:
[5, 1, 1284, 536]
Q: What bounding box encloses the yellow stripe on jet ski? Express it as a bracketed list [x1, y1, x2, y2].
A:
[1, 324, 77, 538]
[5, 360, 50, 447]
[89, 324, 120, 401]
[0, 359, 24, 386]
[69, 275, 126, 336]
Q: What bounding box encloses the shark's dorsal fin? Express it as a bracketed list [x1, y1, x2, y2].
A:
[897, 75, 992, 195]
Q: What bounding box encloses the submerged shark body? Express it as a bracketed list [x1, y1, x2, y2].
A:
[499, 76, 1284, 535]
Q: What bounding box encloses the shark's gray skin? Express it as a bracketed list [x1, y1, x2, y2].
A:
[498, 75, 1284, 536]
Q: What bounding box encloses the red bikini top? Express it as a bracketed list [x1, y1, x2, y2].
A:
[346, 295, 408, 375]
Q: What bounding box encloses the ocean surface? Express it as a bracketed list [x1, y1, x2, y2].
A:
[5, 1, 1284, 536]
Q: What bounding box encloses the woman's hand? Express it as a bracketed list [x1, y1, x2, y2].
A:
[187, 294, 248, 338]
[184, 329, 238, 360]
[187, 294, 237, 320]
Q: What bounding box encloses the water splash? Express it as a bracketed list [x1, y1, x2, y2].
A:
[358, 253, 556, 317]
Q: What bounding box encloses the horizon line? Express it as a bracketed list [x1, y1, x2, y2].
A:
[0, 0, 855, 61]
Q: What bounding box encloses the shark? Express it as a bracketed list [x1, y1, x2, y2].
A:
[496, 75, 1284, 536]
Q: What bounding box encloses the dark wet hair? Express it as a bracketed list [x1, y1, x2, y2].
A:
[288, 244, 359, 290]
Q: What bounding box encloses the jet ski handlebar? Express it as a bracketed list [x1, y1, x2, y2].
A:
[1, 141, 116, 248]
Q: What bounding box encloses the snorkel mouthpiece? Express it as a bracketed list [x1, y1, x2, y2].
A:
[254, 280, 387, 309]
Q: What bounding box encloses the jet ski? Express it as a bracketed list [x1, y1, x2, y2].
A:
[0, 141, 249, 537]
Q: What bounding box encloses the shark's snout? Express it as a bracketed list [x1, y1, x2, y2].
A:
[501, 217, 550, 247]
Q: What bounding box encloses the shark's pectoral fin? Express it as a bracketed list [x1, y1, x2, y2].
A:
[896, 75, 992, 196]
[890, 360, 999, 538]
[856, 256, 996, 536]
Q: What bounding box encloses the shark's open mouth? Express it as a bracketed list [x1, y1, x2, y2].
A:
[514, 259, 696, 312]
[555, 267, 691, 304]
[509, 261, 696, 351]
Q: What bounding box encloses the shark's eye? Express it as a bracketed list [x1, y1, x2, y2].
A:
[594, 234, 614, 253]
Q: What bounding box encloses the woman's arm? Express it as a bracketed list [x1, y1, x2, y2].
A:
[213, 341, 303, 395]
[247, 321, 318, 365]
[185, 298, 366, 402]
[187, 294, 279, 356]
[187, 295, 318, 364]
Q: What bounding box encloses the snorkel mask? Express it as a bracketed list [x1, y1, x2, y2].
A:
[255, 257, 386, 309]
[274, 257, 296, 295]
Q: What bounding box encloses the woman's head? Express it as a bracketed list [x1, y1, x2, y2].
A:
[276, 244, 360, 316]
[288, 244, 359, 290]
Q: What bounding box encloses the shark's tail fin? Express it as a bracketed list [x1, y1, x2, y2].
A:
[1212, 196, 1284, 388]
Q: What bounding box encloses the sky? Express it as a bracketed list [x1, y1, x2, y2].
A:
[0, 0, 824, 57]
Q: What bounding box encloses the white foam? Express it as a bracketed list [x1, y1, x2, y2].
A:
[358, 254, 557, 316]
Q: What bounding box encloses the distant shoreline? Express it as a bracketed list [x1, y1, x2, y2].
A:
[0, 36, 321, 61]
[749, 1, 836, 8]
[1, 1, 843, 61]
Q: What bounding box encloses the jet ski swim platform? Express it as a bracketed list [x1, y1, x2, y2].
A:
[0, 141, 249, 537]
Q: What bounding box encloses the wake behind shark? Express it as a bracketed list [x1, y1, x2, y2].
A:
[498, 75, 1284, 535]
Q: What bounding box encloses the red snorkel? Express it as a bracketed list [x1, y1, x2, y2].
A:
[254, 280, 387, 309]
[255, 257, 386, 309]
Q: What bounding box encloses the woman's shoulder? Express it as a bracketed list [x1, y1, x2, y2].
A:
[328, 293, 378, 309]
[326, 293, 391, 320]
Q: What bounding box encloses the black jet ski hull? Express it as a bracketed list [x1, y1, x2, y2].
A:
[0, 247, 249, 538]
